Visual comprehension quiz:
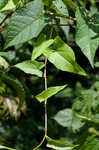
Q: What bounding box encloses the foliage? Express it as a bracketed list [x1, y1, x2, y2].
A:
[0, 0, 99, 149]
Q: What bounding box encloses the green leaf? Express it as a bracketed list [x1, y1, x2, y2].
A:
[0, 0, 8, 10]
[32, 34, 54, 60]
[43, 36, 86, 76]
[81, 136, 99, 150]
[13, 0, 23, 5]
[5, 0, 46, 49]
[14, 60, 45, 77]
[0, 51, 15, 61]
[0, 56, 9, 69]
[75, 113, 99, 125]
[76, 8, 99, 67]
[54, 36, 75, 63]
[35, 85, 66, 102]
[91, 13, 99, 25]
[53, 0, 68, 16]
[63, 0, 77, 12]
[95, 62, 99, 68]
[46, 136, 76, 150]
[54, 109, 84, 131]
[0, 72, 25, 109]
[0, 0, 16, 12]
[0, 145, 15, 150]
[0, 13, 6, 24]
[53, 0, 70, 38]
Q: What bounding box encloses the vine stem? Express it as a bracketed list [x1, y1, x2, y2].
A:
[48, 23, 75, 27]
[44, 57, 48, 136]
[44, 27, 53, 137]
[45, 10, 76, 21]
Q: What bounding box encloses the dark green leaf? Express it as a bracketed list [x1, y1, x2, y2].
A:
[5, 0, 46, 48]
[0, 0, 8, 10]
[76, 8, 99, 67]
[0, 72, 25, 109]
[63, 0, 77, 12]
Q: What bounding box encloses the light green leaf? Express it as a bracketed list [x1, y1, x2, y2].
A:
[13, 0, 24, 5]
[54, 109, 84, 131]
[36, 85, 66, 102]
[75, 113, 99, 125]
[54, 36, 75, 63]
[53, 0, 68, 16]
[5, 0, 46, 49]
[0, 56, 9, 69]
[95, 62, 99, 68]
[46, 136, 76, 150]
[0, 0, 16, 12]
[0, 145, 15, 150]
[63, 0, 77, 12]
[76, 8, 99, 67]
[43, 37, 86, 76]
[0, 0, 8, 10]
[0, 51, 15, 61]
[32, 34, 54, 60]
[14, 60, 45, 77]
[53, 0, 69, 38]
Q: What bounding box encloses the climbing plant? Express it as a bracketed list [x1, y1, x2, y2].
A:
[0, 0, 99, 149]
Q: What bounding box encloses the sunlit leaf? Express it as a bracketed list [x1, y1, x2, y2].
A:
[32, 34, 54, 60]
[0, 56, 9, 69]
[36, 85, 66, 102]
[46, 136, 76, 150]
[0, 145, 15, 150]
[0, 0, 16, 12]
[43, 37, 86, 76]
[14, 60, 45, 77]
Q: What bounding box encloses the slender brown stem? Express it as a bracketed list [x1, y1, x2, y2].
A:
[44, 58, 48, 136]
[49, 23, 75, 27]
[44, 26, 53, 137]
[45, 10, 76, 21]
